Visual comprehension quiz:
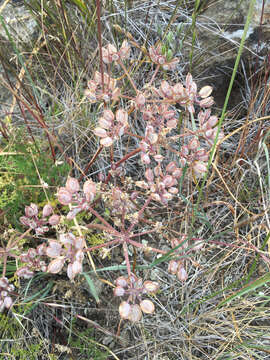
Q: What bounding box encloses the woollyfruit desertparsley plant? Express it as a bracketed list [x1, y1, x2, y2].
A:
[5, 39, 223, 323]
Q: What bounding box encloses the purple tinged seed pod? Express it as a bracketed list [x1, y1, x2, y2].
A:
[42, 204, 53, 217]
[66, 177, 80, 194]
[58, 187, 72, 205]
[140, 299, 155, 314]
[114, 286, 125, 297]
[128, 304, 142, 322]
[48, 214, 60, 226]
[119, 301, 131, 320]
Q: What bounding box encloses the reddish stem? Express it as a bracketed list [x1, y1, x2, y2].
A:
[104, 147, 141, 184]
[87, 205, 120, 234]
[84, 239, 119, 252]
[79, 145, 104, 182]
[128, 239, 166, 254]
[127, 196, 152, 233]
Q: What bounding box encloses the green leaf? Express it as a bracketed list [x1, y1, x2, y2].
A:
[218, 272, 270, 307]
[82, 273, 100, 303]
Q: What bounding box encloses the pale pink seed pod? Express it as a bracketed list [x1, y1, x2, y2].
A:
[128, 304, 142, 322]
[135, 93, 146, 107]
[172, 168, 182, 178]
[42, 204, 53, 217]
[195, 149, 208, 161]
[193, 161, 207, 175]
[164, 110, 175, 119]
[48, 214, 60, 226]
[199, 97, 214, 108]
[0, 278, 8, 288]
[167, 118, 178, 128]
[160, 81, 172, 97]
[135, 180, 149, 190]
[16, 267, 34, 279]
[173, 82, 184, 95]
[110, 51, 118, 62]
[154, 166, 162, 177]
[114, 286, 125, 297]
[119, 40, 130, 59]
[103, 109, 115, 122]
[66, 177, 80, 194]
[163, 57, 179, 70]
[166, 162, 177, 173]
[143, 281, 159, 294]
[20, 216, 30, 227]
[207, 116, 218, 128]
[168, 260, 179, 275]
[130, 191, 138, 200]
[85, 90, 96, 103]
[153, 155, 164, 163]
[99, 117, 112, 129]
[60, 233, 74, 245]
[67, 207, 82, 220]
[75, 249, 84, 263]
[46, 241, 62, 258]
[108, 43, 117, 55]
[75, 237, 84, 250]
[177, 266, 188, 282]
[83, 180, 96, 199]
[168, 187, 178, 194]
[112, 87, 121, 101]
[140, 299, 155, 314]
[147, 132, 158, 145]
[94, 127, 107, 138]
[116, 109, 128, 125]
[67, 261, 82, 280]
[37, 243, 46, 256]
[4, 296, 13, 309]
[199, 85, 213, 98]
[145, 168, 154, 183]
[115, 276, 128, 288]
[47, 258, 65, 274]
[25, 203, 38, 217]
[162, 192, 173, 201]
[119, 301, 131, 320]
[141, 153, 151, 164]
[163, 175, 174, 187]
[100, 137, 114, 147]
[58, 188, 72, 205]
[205, 129, 214, 139]
[151, 193, 161, 202]
[102, 47, 110, 63]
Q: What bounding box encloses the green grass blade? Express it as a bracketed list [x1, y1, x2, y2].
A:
[218, 272, 270, 308]
[82, 273, 100, 304]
